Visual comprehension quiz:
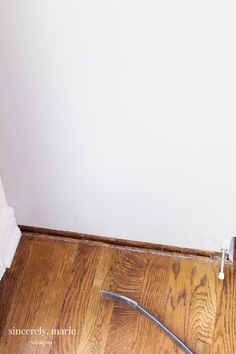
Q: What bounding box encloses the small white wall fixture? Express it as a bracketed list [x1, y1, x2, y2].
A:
[0, 178, 21, 281]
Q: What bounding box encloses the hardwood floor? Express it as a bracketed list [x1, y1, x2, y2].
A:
[0, 232, 235, 353]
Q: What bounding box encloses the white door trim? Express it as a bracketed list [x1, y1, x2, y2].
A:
[0, 179, 21, 281]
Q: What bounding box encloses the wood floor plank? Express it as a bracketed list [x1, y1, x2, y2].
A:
[76, 246, 119, 354]
[131, 254, 177, 354]
[104, 250, 148, 353]
[161, 257, 217, 354]
[52, 242, 102, 354]
[212, 265, 236, 354]
[186, 261, 217, 354]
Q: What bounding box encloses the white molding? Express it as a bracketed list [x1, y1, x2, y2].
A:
[0, 206, 21, 281]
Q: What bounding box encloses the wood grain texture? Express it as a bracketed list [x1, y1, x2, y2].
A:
[0, 232, 235, 354]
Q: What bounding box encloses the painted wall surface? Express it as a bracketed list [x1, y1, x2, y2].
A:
[0, 0, 236, 251]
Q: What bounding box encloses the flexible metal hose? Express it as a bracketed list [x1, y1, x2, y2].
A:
[101, 290, 194, 354]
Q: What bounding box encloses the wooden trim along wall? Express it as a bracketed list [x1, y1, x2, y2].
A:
[19, 225, 222, 259]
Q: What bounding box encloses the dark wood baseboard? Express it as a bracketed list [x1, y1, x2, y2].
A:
[19, 225, 221, 259]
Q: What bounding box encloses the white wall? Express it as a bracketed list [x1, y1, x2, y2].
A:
[0, 0, 236, 251]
